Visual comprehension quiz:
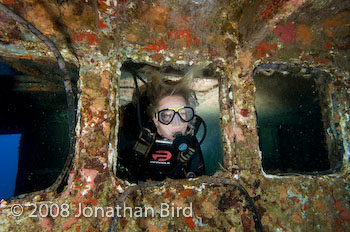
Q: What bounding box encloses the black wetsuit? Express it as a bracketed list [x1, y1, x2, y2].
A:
[117, 103, 205, 182]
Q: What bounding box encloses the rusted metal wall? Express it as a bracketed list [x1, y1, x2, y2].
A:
[0, 0, 349, 231]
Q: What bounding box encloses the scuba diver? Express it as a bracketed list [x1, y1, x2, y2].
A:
[117, 63, 206, 182]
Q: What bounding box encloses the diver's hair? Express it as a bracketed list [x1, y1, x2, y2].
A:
[133, 66, 201, 118]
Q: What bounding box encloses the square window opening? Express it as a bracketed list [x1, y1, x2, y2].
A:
[0, 61, 78, 198]
[116, 60, 223, 183]
[254, 65, 341, 175]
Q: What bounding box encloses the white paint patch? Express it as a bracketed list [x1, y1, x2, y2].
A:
[340, 112, 350, 164]
[153, 186, 166, 195]
[183, 183, 206, 192]
[287, 187, 308, 218]
[176, 60, 187, 65]
[117, 185, 124, 193]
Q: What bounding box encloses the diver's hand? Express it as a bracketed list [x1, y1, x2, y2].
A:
[173, 133, 196, 151]
[178, 147, 195, 163]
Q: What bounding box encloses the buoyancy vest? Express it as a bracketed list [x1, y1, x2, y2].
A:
[117, 103, 205, 182]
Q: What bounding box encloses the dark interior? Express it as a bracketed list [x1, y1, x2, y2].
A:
[254, 70, 332, 174]
[0, 61, 77, 196]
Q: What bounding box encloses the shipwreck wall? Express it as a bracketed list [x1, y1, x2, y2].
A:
[0, 0, 349, 231]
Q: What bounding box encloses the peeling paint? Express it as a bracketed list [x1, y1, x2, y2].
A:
[273, 22, 296, 44]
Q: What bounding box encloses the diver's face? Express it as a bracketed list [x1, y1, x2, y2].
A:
[153, 95, 189, 141]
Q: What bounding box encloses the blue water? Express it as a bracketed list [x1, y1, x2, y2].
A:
[0, 134, 21, 200]
[196, 107, 224, 176]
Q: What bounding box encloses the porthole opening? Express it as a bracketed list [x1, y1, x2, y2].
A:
[0, 61, 78, 198]
[254, 66, 340, 174]
[116, 61, 223, 182]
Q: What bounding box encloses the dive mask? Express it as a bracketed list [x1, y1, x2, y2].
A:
[155, 106, 194, 125]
